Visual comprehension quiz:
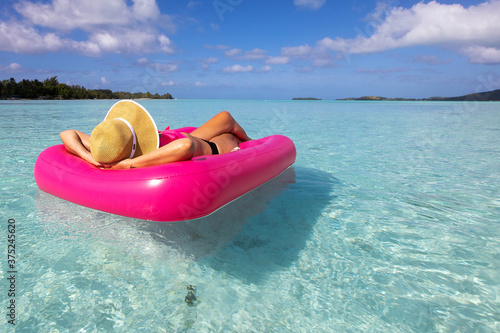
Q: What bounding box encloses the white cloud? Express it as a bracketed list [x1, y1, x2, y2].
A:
[223, 65, 254, 73]
[0, 21, 66, 53]
[294, 0, 326, 11]
[100, 76, 110, 85]
[0, 62, 24, 73]
[92, 32, 121, 52]
[223, 48, 268, 60]
[1, 0, 176, 56]
[136, 57, 179, 72]
[83, 28, 169, 55]
[280, 42, 334, 67]
[204, 44, 230, 50]
[201, 57, 219, 69]
[137, 57, 150, 65]
[281, 44, 312, 57]
[315, 1, 500, 64]
[150, 63, 179, 72]
[195, 81, 207, 87]
[240, 48, 267, 60]
[132, 0, 161, 21]
[224, 48, 242, 57]
[462, 46, 500, 64]
[14, 0, 161, 30]
[8, 63, 23, 71]
[261, 65, 273, 72]
[14, 0, 130, 31]
[71, 40, 101, 56]
[204, 57, 219, 64]
[312, 56, 335, 67]
[357, 67, 410, 74]
[162, 80, 176, 86]
[158, 35, 176, 55]
[413, 55, 451, 65]
[266, 56, 290, 65]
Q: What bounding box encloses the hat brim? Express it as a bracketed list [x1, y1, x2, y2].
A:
[104, 100, 159, 158]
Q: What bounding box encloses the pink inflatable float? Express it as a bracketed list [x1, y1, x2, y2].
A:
[34, 128, 296, 221]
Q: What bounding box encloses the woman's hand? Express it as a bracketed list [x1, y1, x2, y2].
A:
[60, 130, 103, 167]
[99, 158, 134, 170]
[82, 151, 102, 167]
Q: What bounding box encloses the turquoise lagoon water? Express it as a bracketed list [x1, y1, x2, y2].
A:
[1, 99, 499, 332]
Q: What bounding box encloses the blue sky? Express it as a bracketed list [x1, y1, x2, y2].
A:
[1, 0, 499, 99]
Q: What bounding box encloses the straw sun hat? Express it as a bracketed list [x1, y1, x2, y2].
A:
[90, 100, 159, 164]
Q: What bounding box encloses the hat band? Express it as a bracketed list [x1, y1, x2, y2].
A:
[116, 117, 137, 159]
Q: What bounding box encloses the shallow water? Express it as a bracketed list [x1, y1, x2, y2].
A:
[1, 99, 499, 332]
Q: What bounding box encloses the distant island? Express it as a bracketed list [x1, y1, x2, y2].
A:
[292, 97, 322, 100]
[337, 89, 500, 102]
[338, 96, 420, 101]
[0, 77, 173, 100]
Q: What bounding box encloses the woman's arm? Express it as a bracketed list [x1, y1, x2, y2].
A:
[100, 137, 197, 169]
[99, 111, 250, 170]
[60, 130, 100, 166]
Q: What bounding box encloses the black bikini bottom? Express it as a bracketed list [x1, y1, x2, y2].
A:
[201, 139, 219, 155]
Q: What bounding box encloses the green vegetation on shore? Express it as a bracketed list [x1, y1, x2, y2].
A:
[0, 77, 173, 100]
[337, 89, 500, 102]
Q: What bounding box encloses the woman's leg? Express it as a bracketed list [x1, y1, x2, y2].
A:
[95, 112, 252, 169]
[189, 111, 251, 142]
[101, 131, 246, 169]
